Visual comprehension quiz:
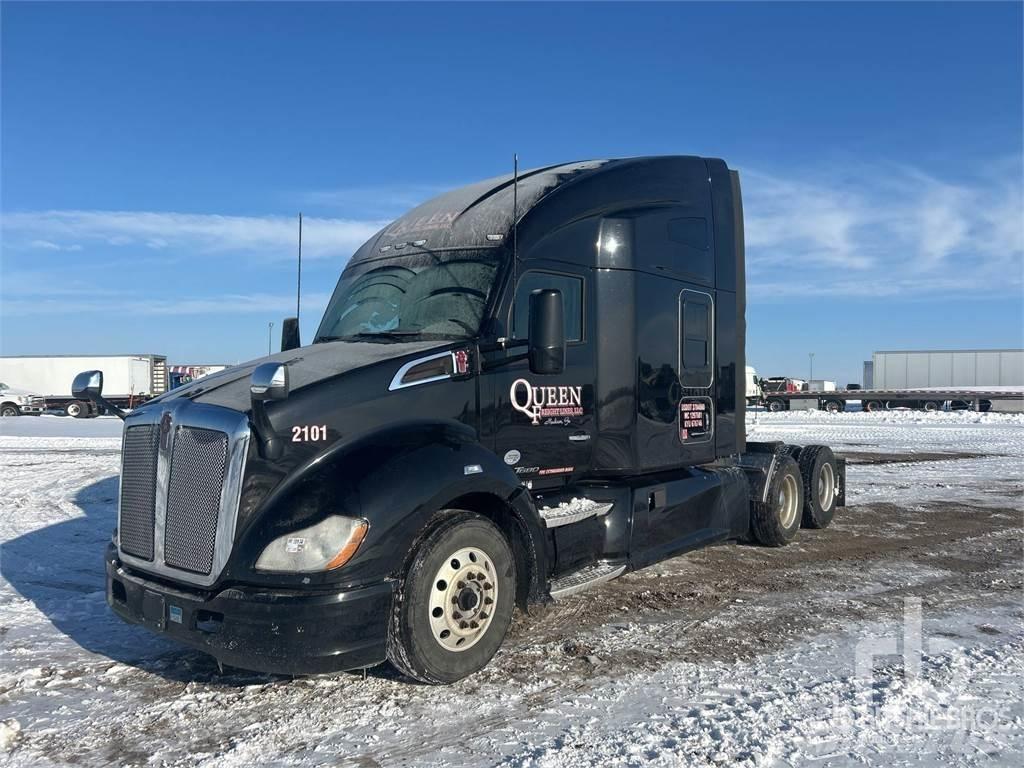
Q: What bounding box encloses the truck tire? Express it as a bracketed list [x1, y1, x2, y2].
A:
[767, 399, 785, 412]
[0, 404, 19, 418]
[823, 399, 844, 413]
[796, 445, 838, 529]
[750, 455, 803, 547]
[863, 400, 884, 413]
[923, 401, 941, 412]
[65, 401, 86, 418]
[388, 511, 516, 684]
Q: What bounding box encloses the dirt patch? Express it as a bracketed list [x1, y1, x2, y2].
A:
[504, 501, 1022, 673]
[839, 450, 993, 465]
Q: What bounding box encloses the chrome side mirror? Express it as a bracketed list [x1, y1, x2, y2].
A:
[72, 370, 103, 399]
[250, 363, 289, 402]
[71, 369, 126, 420]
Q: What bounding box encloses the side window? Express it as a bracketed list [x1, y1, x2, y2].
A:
[512, 271, 583, 342]
[680, 291, 713, 388]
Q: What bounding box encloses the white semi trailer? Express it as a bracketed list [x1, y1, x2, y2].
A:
[0, 355, 167, 417]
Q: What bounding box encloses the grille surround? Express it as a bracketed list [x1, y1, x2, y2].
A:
[116, 400, 250, 586]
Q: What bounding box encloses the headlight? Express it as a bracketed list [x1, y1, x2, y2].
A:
[255, 515, 368, 573]
[14, 395, 29, 404]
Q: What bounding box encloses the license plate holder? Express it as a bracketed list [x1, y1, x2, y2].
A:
[142, 590, 166, 630]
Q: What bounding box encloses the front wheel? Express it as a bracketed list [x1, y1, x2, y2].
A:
[767, 399, 785, 412]
[388, 511, 515, 684]
[0, 404, 19, 418]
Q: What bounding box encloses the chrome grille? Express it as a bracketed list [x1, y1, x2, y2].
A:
[116, 400, 249, 587]
[163, 427, 228, 575]
[119, 425, 159, 560]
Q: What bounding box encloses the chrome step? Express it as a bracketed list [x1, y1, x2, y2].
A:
[549, 561, 626, 600]
[538, 498, 614, 529]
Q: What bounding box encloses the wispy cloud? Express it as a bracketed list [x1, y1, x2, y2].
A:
[28, 239, 82, 252]
[1, 162, 1021, 318]
[2, 210, 388, 261]
[299, 183, 452, 219]
[0, 290, 333, 317]
[742, 159, 1023, 300]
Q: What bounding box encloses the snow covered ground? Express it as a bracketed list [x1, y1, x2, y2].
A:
[0, 412, 1021, 767]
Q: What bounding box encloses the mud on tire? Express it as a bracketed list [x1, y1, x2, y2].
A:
[796, 444, 838, 529]
[750, 455, 803, 547]
[388, 511, 515, 684]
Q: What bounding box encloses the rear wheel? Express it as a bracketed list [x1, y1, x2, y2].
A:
[65, 401, 85, 418]
[797, 445, 839, 528]
[388, 511, 515, 684]
[863, 400, 884, 413]
[750, 455, 803, 547]
[823, 399, 844, 413]
[767, 399, 785, 412]
[923, 401, 941, 412]
[0, 404, 19, 418]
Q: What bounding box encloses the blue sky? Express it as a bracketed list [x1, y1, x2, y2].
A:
[2, 1, 1021, 386]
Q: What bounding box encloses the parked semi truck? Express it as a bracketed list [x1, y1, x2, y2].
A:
[77, 157, 847, 683]
[0, 354, 167, 417]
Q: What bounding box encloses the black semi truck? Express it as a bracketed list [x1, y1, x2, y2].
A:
[75, 157, 846, 683]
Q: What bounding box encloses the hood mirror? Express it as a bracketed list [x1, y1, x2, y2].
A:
[70, 369, 126, 420]
[250, 362, 289, 460]
[250, 362, 290, 401]
[72, 370, 103, 399]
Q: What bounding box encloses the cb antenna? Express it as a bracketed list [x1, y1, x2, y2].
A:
[512, 153, 519, 304]
[296, 212, 303, 322]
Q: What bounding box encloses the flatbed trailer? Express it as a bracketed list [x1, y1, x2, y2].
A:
[761, 388, 1024, 413]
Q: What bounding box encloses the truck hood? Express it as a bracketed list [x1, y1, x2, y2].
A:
[0, 387, 40, 397]
[153, 339, 447, 412]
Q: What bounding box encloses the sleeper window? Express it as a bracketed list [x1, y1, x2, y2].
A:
[512, 272, 583, 342]
[680, 291, 713, 388]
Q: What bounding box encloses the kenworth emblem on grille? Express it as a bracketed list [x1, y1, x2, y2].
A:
[159, 411, 173, 449]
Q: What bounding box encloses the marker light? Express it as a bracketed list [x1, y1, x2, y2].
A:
[255, 516, 368, 573]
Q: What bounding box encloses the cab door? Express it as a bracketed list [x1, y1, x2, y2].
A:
[482, 265, 595, 489]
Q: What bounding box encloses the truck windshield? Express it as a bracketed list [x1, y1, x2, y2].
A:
[315, 248, 503, 342]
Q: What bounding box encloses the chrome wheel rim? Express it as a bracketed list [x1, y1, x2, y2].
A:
[67, 404, 81, 417]
[818, 462, 835, 509]
[778, 473, 799, 528]
[428, 546, 497, 652]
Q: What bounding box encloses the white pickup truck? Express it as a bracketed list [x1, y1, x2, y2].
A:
[0, 382, 46, 417]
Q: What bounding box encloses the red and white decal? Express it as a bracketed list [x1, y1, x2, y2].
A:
[453, 349, 469, 375]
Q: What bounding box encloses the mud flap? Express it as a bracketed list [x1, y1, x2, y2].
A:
[835, 457, 847, 508]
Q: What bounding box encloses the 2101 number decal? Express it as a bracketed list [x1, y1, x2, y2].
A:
[292, 425, 328, 442]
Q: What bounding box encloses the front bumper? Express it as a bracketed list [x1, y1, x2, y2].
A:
[105, 543, 394, 675]
[17, 403, 44, 415]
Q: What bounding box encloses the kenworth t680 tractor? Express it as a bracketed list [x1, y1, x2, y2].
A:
[75, 157, 845, 683]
